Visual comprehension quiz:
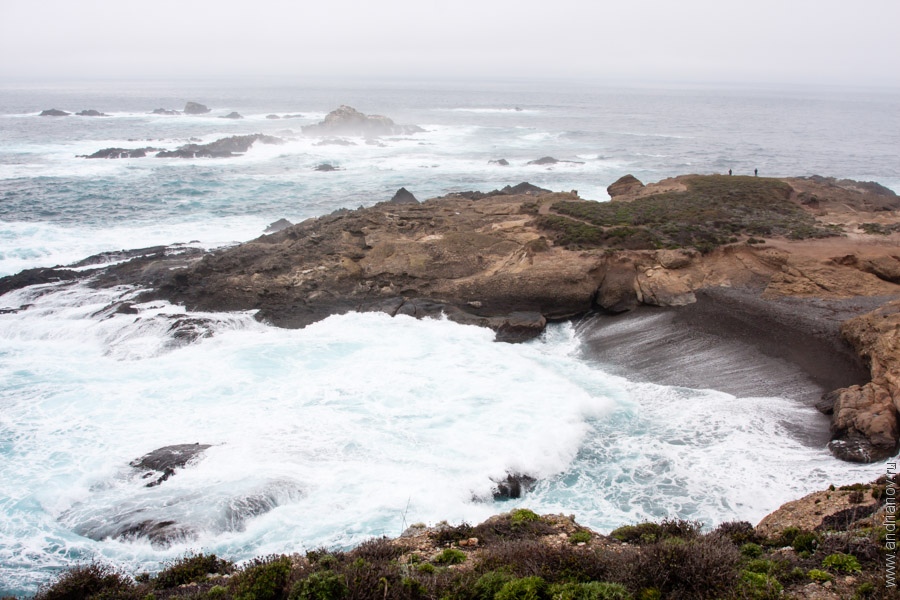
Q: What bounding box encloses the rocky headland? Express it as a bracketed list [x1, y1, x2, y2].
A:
[4, 174, 900, 464]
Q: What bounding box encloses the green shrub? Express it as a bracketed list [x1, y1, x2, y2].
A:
[569, 531, 591, 545]
[433, 548, 467, 565]
[416, 563, 436, 574]
[714, 521, 758, 545]
[207, 586, 229, 599]
[744, 559, 783, 576]
[474, 570, 516, 600]
[495, 576, 548, 600]
[740, 543, 763, 558]
[510, 509, 542, 525]
[549, 581, 631, 600]
[33, 561, 137, 600]
[628, 535, 740, 599]
[822, 552, 862, 573]
[232, 554, 293, 600]
[791, 532, 819, 554]
[738, 571, 783, 600]
[290, 570, 348, 600]
[154, 552, 233, 589]
[807, 569, 833, 582]
[610, 523, 662, 544]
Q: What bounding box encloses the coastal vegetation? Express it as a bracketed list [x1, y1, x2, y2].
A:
[25, 482, 896, 600]
[533, 175, 842, 252]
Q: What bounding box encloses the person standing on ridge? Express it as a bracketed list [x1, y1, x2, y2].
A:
[754, 168, 758, 176]
[728, 169, 732, 176]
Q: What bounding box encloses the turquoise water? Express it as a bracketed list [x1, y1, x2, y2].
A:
[0, 81, 897, 594]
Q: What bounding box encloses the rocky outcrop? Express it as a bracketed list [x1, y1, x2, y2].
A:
[76, 109, 107, 117]
[389, 187, 418, 204]
[220, 111, 243, 119]
[39, 108, 69, 116]
[607, 174, 645, 198]
[302, 105, 424, 137]
[151, 108, 179, 115]
[156, 134, 283, 158]
[314, 163, 340, 172]
[79, 147, 162, 159]
[183, 101, 211, 114]
[490, 158, 510, 166]
[8, 175, 900, 462]
[265, 218, 293, 234]
[527, 156, 585, 166]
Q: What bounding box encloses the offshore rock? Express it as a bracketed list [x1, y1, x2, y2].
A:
[491, 473, 537, 500]
[156, 134, 283, 158]
[183, 101, 211, 114]
[39, 108, 69, 116]
[76, 109, 107, 117]
[79, 147, 162, 159]
[129, 443, 212, 487]
[151, 108, 179, 115]
[220, 111, 243, 119]
[302, 105, 424, 137]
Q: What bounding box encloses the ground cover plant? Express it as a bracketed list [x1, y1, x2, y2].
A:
[26, 497, 899, 600]
[532, 175, 842, 252]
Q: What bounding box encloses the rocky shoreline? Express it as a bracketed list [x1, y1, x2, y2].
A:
[2, 174, 900, 464]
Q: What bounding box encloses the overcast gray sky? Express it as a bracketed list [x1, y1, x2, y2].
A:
[1, 0, 897, 88]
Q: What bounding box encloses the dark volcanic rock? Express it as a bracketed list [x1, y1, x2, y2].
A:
[607, 174, 645, 198]
[79, 147, 162, 159]
[220, 111, 243, 119]
[302, 105, 424, 137]
[0, 267, 80, 296]
[151, 108, 179, 115]
[183, 101, 211, 114]
[130, 443, 211, 487]
[492, 473, 537, 500]
[264, 218, 293, 234]
[156, 134, 283, 158]
[39, 108, 69, 116]
[499, 182, 551, 195]
[389, 187, 418, 204]
[76, 109, 107, 117]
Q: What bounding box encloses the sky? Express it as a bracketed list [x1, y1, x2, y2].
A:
[1, 0, 898, 88]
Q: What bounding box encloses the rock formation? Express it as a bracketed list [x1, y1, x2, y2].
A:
[220, 111, 243, 119]
[76, 109, 107, 117]
[389, 187, 418, 204]
[156, 134, 283, 158]
[302, 105, 424, 137]
[39, 108, 69, 116]
[5, 174, 900, 462]
[183, 101, 211, 114]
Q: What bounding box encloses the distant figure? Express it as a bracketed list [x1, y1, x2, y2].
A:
[728, 169, 732, 176]
[754, 168, 758, 176]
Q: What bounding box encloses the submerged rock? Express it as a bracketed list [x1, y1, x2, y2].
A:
[491, 473, 537, 500]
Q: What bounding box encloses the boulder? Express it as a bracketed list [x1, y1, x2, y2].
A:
[596, 263, 639, 313]
[828, 383, 899, 462]
[861, 256, 900, 284]
[490, 312, 547, 343]
[389, 187, 418, 204]
[302, 105, 423, 137]
[220, 111, 243, 119]
[607, 174, 645, 198]
[39, 108, 69, 116]
[183, 101, 211, 114]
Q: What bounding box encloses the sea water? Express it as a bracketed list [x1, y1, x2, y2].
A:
[1, 80, 898, 594]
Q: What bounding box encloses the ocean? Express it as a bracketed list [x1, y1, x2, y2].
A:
[1, 79, 898, 595]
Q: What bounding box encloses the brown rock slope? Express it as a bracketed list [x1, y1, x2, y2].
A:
[112, 175, 900, 461]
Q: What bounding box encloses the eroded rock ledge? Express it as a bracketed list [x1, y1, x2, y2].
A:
[3, 174, 900, 462]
